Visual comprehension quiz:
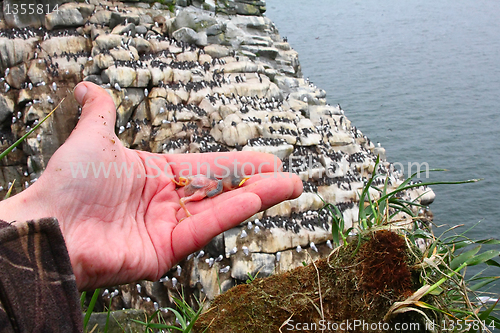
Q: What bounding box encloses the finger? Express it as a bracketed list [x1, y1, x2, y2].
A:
[175, 172, 303, 220]
[72, 82, 117, 136]
[167, 151, 283, 179]
[244, 172, 304, 202]
[170, 192, 262, 262]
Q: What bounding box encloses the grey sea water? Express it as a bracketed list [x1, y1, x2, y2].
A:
[267, 0, 500, 293]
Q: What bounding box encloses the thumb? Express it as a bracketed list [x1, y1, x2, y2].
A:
[73, 82, 117, 135]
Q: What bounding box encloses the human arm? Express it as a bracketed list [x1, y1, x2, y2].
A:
[0, 218, 82, 332]
[0, 82, 303, 291]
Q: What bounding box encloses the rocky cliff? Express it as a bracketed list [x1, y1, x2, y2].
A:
[0, 0, 435, 313]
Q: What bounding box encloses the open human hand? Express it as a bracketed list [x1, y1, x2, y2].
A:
[0, 82, 302, 290]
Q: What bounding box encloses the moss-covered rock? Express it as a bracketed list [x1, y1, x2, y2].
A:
[195, 230, 429, 333]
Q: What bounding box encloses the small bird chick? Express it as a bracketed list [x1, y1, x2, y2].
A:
[173, 173, 250, 219]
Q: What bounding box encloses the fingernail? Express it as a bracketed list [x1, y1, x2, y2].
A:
[74, 83, 88, 105]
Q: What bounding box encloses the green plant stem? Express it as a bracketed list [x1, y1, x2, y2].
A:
[3, 179, 15, 200]
[83, 288, 101, 332]
[425, 262, 467, 296]
[0, 98, 63, 161]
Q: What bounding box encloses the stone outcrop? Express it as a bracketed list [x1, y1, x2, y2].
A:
[0, 0, 435, 314]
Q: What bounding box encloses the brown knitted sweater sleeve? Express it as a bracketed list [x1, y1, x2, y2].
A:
[0, 218, 82, 333]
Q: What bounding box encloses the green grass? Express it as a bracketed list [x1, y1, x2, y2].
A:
[381, 226, 500, 332]
[322, 155, 481, 247]
[130, 294, 206, 333]
[321, 156, 499, 332]
[81, 289, 116, 333]
[82, 289, 101, 332]
[0, 98, 63, 161]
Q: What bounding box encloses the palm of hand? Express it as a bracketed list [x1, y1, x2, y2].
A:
[30, 82, 302, 290]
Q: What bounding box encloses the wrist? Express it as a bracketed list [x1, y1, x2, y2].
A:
[0, 183, 55, 223]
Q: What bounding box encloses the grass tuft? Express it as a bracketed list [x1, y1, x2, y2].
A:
[193, 158, 499, 332]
